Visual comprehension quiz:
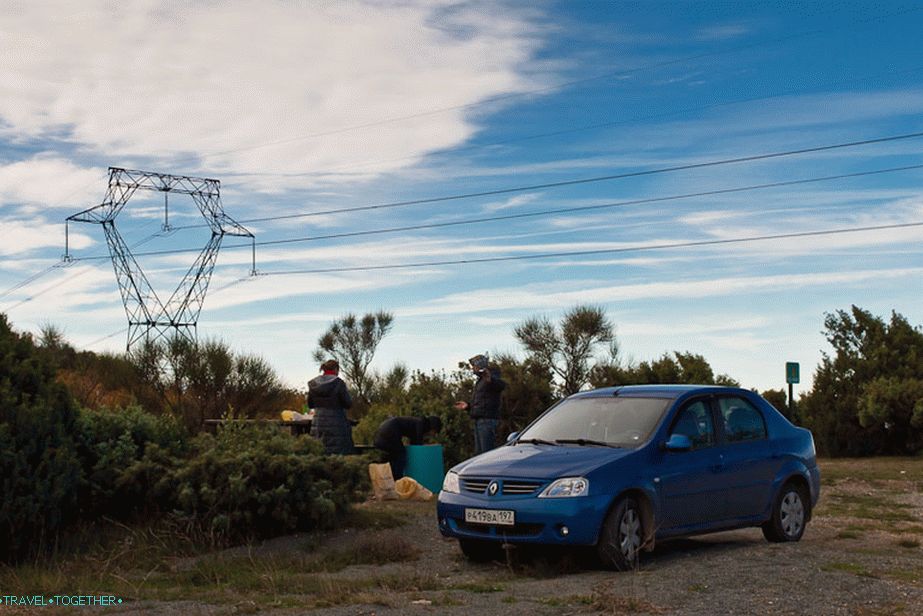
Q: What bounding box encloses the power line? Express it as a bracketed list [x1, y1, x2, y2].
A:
[76, 161, 923, 260]
[24, 134, 923, 307]
[68, 220, 923, 347]
[250, 221, 923, 276]
[1, 229, 166, 313]
[248, 164, 923, 248]
[86, 132, 923, 255]
[0, 263, 68, 301]
[167, 129, 923, 231]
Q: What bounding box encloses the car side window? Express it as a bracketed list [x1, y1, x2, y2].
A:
[719, 397, 767, 442]
[669, 400, 715, 449]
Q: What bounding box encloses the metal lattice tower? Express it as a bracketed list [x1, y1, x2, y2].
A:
[66, 167, 255, 350]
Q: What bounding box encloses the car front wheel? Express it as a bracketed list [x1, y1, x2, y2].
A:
[597, 496, 643, 571]
[762, 481, 809, 543]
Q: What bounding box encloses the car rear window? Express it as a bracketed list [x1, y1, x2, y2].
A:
[518, 396, 670, 447]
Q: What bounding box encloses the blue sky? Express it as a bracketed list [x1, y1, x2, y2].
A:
[2, 1, 922, 394]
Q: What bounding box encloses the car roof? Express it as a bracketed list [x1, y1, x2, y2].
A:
[571, 384, 743, 399]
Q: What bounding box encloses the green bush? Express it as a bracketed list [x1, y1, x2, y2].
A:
[166, 424, 368, 543]
[74, 406, 188, 518]
[1, 311, 371, 563]
[0, 315, 82, 563]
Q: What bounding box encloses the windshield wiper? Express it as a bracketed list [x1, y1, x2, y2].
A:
[554, 438, 620, 448]
[516, 438, 560, 446]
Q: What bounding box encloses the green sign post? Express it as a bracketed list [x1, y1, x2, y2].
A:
[785, 362, 800, 384]
[785, 362, 799, 418]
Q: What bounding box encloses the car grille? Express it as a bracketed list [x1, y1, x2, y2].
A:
[501, 480, 541, 495]
[462, 478, 490, 493]
[455, 520, 545, 537]
[461, 478, 542, 495]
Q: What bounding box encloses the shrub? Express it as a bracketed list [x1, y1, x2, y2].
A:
[166, 424, 369, 543]
[74, 406, 188, 518]
[0, 315, 82, 563]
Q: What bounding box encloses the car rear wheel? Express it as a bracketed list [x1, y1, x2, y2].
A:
[762, 481, 809, 543]
[597, 496, 643, 571]
[458, 538, 503, 563]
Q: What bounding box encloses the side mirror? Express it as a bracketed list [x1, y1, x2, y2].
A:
[506, 431, 520, 443]
[664, 433, 692, 452]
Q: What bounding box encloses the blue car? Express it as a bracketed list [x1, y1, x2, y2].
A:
[437, 385, 820, 570]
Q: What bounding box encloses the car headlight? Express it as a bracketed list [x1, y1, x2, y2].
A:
[442, 471, 460, 494]
[538, 477, 589, 498]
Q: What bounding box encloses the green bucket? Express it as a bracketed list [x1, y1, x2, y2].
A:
[405, 444, 445, 493]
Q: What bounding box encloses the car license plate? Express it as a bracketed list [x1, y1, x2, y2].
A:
[465, 508, 515, 526]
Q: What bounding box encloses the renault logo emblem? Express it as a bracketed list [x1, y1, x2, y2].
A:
[488, 481, 499, 496]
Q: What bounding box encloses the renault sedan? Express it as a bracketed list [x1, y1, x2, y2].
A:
[437, 385, 820, 570]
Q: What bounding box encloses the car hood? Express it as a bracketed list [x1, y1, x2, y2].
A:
[453, 444, 634, 480]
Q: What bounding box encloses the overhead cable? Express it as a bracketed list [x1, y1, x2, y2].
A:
[251, 221, 923, 276]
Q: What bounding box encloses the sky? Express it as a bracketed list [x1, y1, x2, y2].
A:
[2, 0, 922, 396]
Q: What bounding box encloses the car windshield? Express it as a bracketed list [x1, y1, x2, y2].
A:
[517, 396, 670, 448]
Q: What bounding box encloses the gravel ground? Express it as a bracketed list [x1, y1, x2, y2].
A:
[31, 461, 923, 616]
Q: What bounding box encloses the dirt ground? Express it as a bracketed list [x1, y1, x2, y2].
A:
[4, 458, 922, 615]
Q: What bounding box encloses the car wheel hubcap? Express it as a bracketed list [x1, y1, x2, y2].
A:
[780, 491, 804, 537]
[619, 508, 641, 559]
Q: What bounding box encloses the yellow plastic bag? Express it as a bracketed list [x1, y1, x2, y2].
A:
[394, 476, 434, 501]
[368, 463, 398, 500]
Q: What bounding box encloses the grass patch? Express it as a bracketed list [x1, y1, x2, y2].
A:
[577, 586, 665, 614]
[820, 458, 923, 484]
[451, 581, 506, 593]
[304, 531, 420, 572]
[820, 493, 916, 524]
[883, 568, 923, 586]
[821, 562, 877, 578]
[837, 530, 862, 539]
[539, 595, 594, 607]
[430, 592, 465, 606]
[341, 504, 413, 531]
[687, 583, 710, 592]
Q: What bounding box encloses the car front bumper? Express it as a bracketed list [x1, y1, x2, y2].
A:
[436, 490, 613, 546]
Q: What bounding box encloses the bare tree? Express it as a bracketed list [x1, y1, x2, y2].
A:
[313, 311, 394, 405]
[514, 305, 614, 395]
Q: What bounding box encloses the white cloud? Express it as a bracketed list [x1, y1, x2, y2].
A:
[0, 219, 94, 256]
[0, 1, 549, 191]
[0, 156, 106, 210]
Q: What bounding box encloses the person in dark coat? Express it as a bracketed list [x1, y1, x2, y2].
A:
[308, 359, 354, 455]
[373, 415, 442, 480]
[454, 354, 506, 455]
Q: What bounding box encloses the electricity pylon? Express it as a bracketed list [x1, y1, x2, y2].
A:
[66, 167, 255, 350]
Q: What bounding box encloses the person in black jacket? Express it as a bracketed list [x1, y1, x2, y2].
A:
[454, 354, 506, 455]
[308, 359, 354, 455]
[373, 415, 442, 480]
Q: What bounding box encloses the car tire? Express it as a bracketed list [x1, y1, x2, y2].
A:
[597, 496, 643, 571]
[458, 538, 502, 563]
[762, 481, 809, 543]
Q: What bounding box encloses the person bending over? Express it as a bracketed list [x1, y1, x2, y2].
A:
[373, 415, 442, 479]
